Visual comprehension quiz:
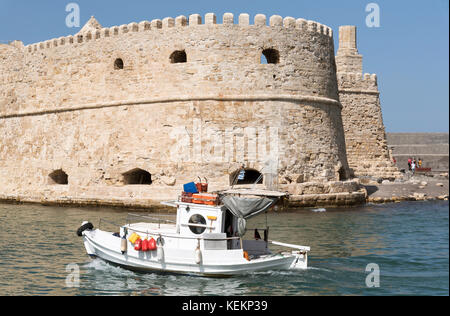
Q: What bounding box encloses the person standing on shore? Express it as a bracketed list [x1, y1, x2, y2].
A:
[408, 158, 412, 171]
[411, 160, 416, 175]
[418, 158, 422, 168]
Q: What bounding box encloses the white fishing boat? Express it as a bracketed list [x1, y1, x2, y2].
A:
[77, 188, 310, 277]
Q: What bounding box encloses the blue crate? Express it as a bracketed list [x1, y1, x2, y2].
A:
[183, 182, 199, 193]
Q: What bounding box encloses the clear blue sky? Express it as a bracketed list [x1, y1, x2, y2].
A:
[1, 0, 448, 133]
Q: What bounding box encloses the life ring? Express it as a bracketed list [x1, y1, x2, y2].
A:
[77, 222, 94, 237]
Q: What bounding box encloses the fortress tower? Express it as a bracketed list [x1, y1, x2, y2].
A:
[336, 26, 400, 180]
[0, 14, 368, 208]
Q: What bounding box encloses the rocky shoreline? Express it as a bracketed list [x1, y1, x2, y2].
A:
[363, 173, 449, 204]
[0, 173, 447, 210]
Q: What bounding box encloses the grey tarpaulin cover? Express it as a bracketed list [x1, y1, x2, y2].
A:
[220, 195, 278, 236]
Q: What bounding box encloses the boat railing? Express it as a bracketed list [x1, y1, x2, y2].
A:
[124, 224, 241, 241]
[98, 218, 122, 232]
[126, 212, 176, 229]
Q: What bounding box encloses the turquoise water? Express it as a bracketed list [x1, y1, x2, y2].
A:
[0, 201, 448, 296]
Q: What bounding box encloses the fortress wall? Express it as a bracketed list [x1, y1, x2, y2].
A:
[338, 73, 398, 178]
[0, 43, 25, 114]
[1, 13, 337, 118]
[0, 98, 350, 204]
[336, 26, 400, 180]
[0, 13, 358, 206]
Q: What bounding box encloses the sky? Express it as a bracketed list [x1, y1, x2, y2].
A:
[0, 0, 448, 133]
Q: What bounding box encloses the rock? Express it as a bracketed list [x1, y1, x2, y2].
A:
[413, 192, 427, 200]
[436, 183, 444, 187]
[295, 174, 304, 183]
[161, 176, 176, 186]
[438, 194, 449, 200]
[381, 180, 390, 184]
[420, 181, 428, 186]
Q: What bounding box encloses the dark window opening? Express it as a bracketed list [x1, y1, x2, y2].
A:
[49, 169, 68, 185]
[170, 50, 187, 64]
[122, 168, 152, 185]
[230, 169, 263, 185]
[261, 48, 280, 64]
[114, 58, 124, 70]
[189, 214, 207, 235]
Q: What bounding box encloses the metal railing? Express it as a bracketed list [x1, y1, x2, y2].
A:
[98, 218, 121, 231]
[98, 213, 244, 248]
[126, 212, 176, 229]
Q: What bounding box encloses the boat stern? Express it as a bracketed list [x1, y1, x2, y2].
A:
[288, 251, 308, 270]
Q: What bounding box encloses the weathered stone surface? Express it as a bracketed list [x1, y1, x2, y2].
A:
[0, 15, 388, 208]
[336, 26, 401, 180]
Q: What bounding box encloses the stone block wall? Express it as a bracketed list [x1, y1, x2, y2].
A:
[336, 26, 401, 180]
[0, 13, 361, 207]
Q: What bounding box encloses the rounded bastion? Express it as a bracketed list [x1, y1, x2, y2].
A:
[0, 13, 361, 207]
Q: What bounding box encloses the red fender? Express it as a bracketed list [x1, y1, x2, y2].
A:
[148, 238, 157, 251]
[134, 238, 142, 251]
[141, 239, 149, 252]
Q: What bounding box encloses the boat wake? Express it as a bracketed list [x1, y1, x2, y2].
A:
[83, 258, 134, 276]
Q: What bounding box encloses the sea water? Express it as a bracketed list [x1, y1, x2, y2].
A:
[0, 201, 448, 296]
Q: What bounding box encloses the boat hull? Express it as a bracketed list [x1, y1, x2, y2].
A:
[82, 229, 307, 277]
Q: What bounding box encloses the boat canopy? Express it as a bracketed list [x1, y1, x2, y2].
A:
[221, 195, 278, 220]
[219, 189, 283, 236]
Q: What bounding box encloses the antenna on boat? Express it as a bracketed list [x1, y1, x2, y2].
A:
[231, 164, 246, 189]
[252, 167, 265, 189]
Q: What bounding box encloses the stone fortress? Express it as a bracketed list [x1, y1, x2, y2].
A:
[0, 13, 400, 208]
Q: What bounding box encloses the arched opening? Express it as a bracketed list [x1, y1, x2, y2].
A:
[48, 169, 68, 185]
[170, 50, 187, 64]
[114, 58, 124, 70]
[261, 48, 280, 64]
[230, 169, 263, 186]
[122, 168, 152, 185]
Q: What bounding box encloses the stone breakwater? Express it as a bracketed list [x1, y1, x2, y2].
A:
[365, 175, 449, 204]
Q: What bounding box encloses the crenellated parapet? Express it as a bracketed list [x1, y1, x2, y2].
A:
[337, 72, 379, 93]
[336, 25, 401, 180]
[24, 13, 333, 53]
[0, 12, 341, 120]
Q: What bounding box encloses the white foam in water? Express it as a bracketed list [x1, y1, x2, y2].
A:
[84, 259, 132, 275]
[312, 208, 326, 212]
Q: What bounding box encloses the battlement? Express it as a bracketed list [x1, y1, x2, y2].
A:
[337, 72, 378, 92]
[24, 13, 333, 53]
